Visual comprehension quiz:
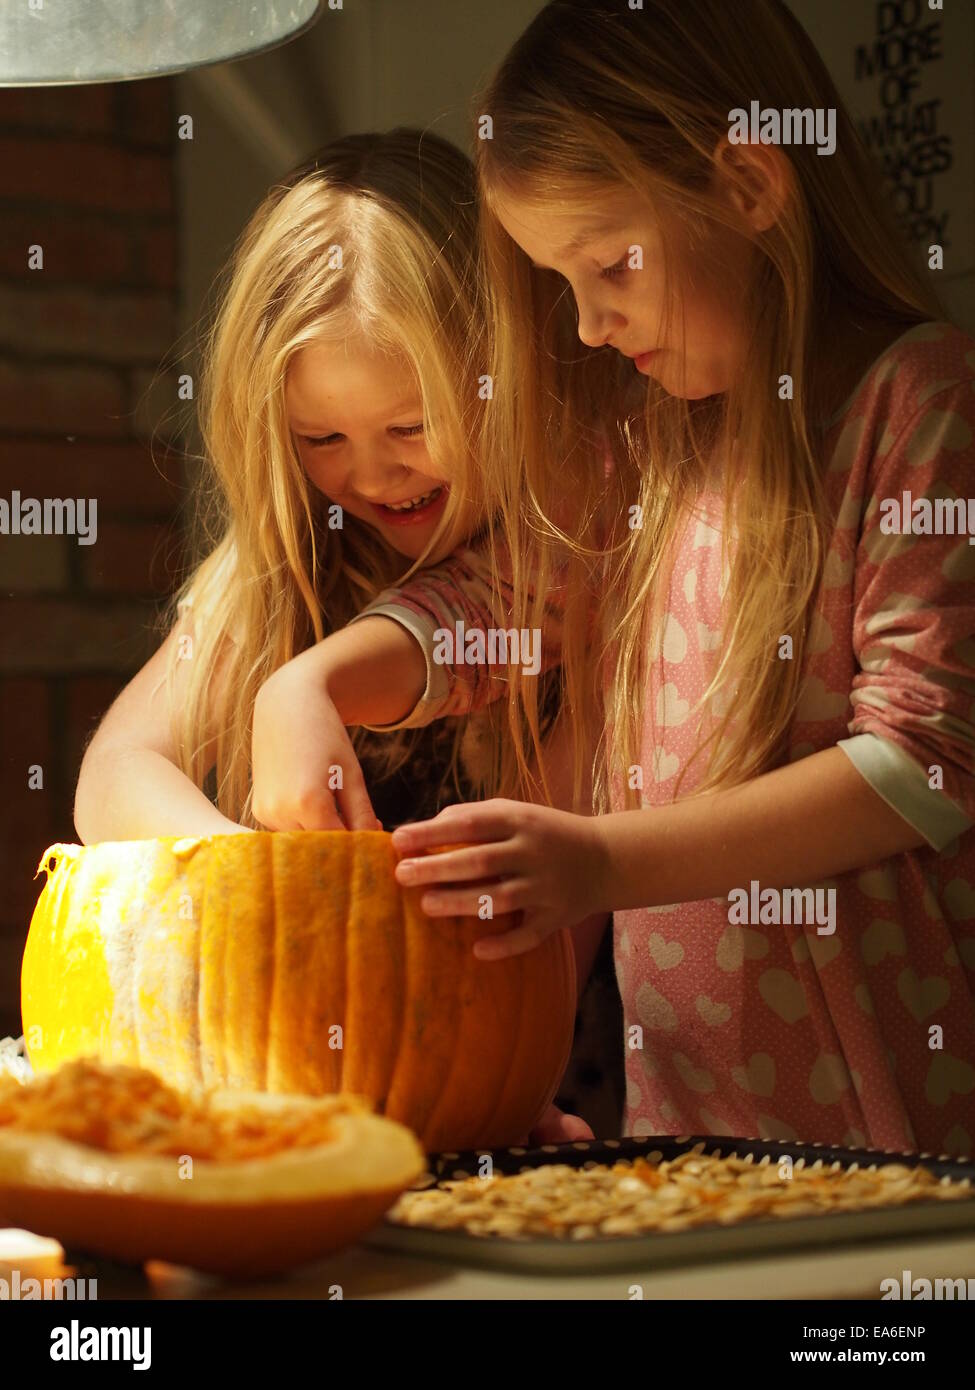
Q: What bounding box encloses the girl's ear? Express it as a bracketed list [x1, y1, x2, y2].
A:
[710, 136, 792, 235]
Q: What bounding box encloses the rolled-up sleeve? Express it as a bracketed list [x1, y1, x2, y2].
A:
[845, 380, 975, 843]
[348, 541, 566, 731]
[347, 605, 453, 731]
[837, 731, 970, 850]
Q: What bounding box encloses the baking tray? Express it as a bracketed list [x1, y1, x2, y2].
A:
[364, 1134, 975, 1274]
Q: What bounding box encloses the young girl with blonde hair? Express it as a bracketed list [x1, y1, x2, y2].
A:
[76, 124, 615, 1142]
[76, 127, 518, 840]
[256, 1, 975, 1155]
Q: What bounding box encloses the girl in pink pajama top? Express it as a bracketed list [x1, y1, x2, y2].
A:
[357, 322, 975, 1155]
[250, 1, 975, 1155]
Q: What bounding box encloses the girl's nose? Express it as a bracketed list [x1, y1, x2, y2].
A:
[575, 295, 619, 349]
[349, 447, 410, 500]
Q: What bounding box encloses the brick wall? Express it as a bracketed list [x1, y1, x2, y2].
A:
[0, 80, 185, 1035]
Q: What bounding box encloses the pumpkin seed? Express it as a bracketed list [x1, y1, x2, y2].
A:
[386, 1146, 971, 1241]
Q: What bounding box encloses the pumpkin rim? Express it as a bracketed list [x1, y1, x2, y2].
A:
[33, 829, 396, 879]
[0, 1093, 425, 1205]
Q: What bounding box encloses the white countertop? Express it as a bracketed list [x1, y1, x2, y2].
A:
[4, 1226, 975, 1300]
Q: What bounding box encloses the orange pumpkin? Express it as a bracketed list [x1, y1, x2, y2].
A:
[0, 1059, 426, 1277]
[21, 831, 576, 1151]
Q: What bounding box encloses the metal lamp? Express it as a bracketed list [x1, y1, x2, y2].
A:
[0, 0, 323, 86]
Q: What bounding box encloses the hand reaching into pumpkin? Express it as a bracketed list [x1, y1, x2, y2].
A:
[251, 646, 381, 831]
[392, 799, 609, 959]
[251, 619, 428, 831]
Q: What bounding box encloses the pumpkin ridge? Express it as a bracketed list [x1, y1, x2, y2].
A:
[327, 832, 351, 1096]
[383, 870, 458, 1144]
[204, 837, 229, 1087]
[265, 834, 279, 1094]
[365, 834, 398, 1106]
[310, 828, 347, 1100]
[378, 837, 406, 1118]
[375, 833, 405, 1114]
[419, 904, 483, 1149]
[250, 834, 269, 1086]
[478, 937, 532, 1143]
[127, 856, 143, 1075]
[195, 840, 213, 1088]
[261, 834, 278, 1090]
[342, 835, 358, 1097]
[185, 839, 206, 1089]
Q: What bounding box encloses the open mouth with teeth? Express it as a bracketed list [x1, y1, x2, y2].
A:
[371, 485, 448, 525]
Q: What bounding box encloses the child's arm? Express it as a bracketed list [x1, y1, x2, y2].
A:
[250, 616, 427, 830]
[590, 744, 927, 911]
[389, 749, 929, 957]
[250, 540, 570, 828]
[75, 621, 248, 843]
[344, 537, 569, 728]
[306, 615, 428, 727]
[393, 365, 975, 956]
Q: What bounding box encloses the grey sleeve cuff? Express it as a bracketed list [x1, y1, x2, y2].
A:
[346, 604, 451, 732]
[837, 732, 973, 851]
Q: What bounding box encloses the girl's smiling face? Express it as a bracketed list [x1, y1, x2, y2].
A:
[492, 185, 758, 400]
[287, 335, 458, 562]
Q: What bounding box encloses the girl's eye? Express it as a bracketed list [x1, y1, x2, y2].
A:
[301, 422, 423, 446]
[599, 256, 628, 280]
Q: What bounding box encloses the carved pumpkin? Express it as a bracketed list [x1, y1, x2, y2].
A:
[21, 831, 576, 1151]
[0, 1058, 425, 1276]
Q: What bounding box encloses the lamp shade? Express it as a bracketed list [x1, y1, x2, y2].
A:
[0, 0, 323, 86]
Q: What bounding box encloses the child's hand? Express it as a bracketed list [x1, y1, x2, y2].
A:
[251, 647, 381, 831]
[526, 1103, 595, 1145]
[392, 799, 607, 959]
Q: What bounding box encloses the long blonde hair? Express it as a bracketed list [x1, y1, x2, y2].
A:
[168, 129, 486, 824]
[468, 0, 943, 814]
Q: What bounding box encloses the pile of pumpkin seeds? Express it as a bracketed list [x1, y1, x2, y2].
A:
[387, 1143, 972, 1240]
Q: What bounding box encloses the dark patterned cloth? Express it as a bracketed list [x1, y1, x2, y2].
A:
[554, 920, 624, 1140]
[359, 721, 464, 830]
